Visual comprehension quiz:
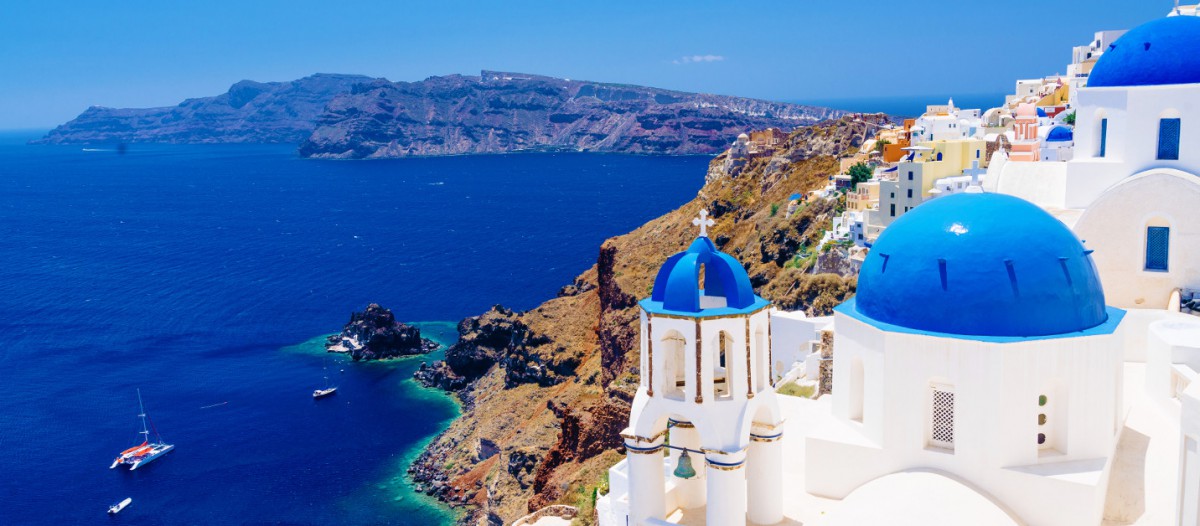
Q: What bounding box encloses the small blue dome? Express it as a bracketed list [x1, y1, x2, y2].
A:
[1046, 125, 1074, 143]
[848, 193, 1109, 337]
[1089, 16, 1200, 88]
[642, 237, 767, 316]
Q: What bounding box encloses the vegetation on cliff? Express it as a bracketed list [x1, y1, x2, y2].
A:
[408, 115, 884, 525]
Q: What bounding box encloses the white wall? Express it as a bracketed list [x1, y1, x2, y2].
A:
[808, 313, 1124, 526]
[1066, 83, 1200, 209]
[1074, 169, 1200, 310]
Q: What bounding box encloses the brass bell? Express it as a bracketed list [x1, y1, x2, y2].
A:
[673, 449, 697, 479]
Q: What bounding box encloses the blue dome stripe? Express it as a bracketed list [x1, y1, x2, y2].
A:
[662, 253, 703, 312]
[1089, 16, 1200, 88]
[852, 193, 1109, 337]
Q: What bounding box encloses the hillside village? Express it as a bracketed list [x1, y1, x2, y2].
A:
[586, 6, 1200, 526]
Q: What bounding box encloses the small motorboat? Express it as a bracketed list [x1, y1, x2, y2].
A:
[108, 497, 132, 514]
[313, 360, 337, 399]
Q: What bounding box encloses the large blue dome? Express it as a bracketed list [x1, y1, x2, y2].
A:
[847, 193, 1110, 338]
[641, 237, 768, 316]
[1089, 16, 1200, 88]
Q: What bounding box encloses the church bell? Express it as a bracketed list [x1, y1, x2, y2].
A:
[673, 449, 697, 479]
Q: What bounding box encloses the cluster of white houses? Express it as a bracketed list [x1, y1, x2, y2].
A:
[593, 10, 1200, 526]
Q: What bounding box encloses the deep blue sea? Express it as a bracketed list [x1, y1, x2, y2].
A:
[0, 131, 707, 525]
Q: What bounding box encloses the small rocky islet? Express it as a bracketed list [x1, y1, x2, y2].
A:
[325, 303, 439, 361]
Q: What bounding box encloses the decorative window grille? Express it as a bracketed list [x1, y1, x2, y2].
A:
[1099, 118, 1108, 158]
[930, 385, 955, 449]
[1146, 227, 1170, 271]
[1158, 118, 1181, 160]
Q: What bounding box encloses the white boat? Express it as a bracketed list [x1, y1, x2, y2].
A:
[108, 497, 132, 514]
[313, 360, 338, 398]
[111, 389, 174, 471]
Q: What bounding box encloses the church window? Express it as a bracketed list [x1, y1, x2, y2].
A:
[714, 331, 732, 399]
[661, 332, 687, 401]
[976, 150, 980, 159]
[1145, 226, 1170, 271]
[936, 152, 943, 161]
[930, 384, 955, 449]
[1158, 118, 1181, 160]
[890, 204, 895, 217]
[907, 171, 913, 181]
[907, 189, 913, 199]
[1098, 118, 1108, 157]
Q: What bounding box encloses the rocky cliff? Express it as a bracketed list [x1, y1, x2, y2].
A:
[407, 115, 884, 525]
[297, 71, 845, 159]
[34, 74, 376, 144]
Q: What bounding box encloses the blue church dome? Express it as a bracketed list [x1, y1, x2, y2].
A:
[641, 236, 768, 316]
[842, 193, 1113, 338]
[1046, 125, 1074, 143]
[1089, 16, 1200, 88]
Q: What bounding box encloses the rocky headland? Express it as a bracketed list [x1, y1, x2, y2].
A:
[405, 115, 883, 525]
[299, 71, 845, 159]
[326, 303, 438, 361]
[35, 74, 376, 145]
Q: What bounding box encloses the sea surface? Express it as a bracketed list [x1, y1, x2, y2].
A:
[0, 132, 708, 525]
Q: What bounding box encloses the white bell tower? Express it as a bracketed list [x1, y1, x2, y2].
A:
[621, 210, 784, 526]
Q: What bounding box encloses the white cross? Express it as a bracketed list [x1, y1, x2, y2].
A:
[963, 160, 987, 189]
[692, 210, 715, 238]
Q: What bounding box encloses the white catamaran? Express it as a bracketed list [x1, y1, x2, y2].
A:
[110, 389, 174, 470]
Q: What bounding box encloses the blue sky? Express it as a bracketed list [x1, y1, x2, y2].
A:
[0, 1, 1170, 128]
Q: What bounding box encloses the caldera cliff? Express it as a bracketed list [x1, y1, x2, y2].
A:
[407, 115, 884, 525]
[298, 71, 845, 158]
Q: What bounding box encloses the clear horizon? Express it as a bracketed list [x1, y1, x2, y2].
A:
[0, 1, 1170, 128]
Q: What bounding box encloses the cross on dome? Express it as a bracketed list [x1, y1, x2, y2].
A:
[963, 160, 987, 194]
[692, 210, 715, 238]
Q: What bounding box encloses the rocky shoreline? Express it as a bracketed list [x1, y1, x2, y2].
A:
[325, 303, 438, 361]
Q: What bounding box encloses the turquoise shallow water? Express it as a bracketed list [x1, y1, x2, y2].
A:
[0, 134, 707, 524]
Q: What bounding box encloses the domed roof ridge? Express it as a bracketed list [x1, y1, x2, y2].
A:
[641, 211, 768, 316]
[848, 193, 1110, 337]
[1089, 16, 1200, 88]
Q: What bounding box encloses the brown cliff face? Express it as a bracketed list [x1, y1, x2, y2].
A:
[409, 115, 883, 525]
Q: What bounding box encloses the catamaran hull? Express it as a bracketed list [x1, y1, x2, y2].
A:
[129, 445, 174, 471]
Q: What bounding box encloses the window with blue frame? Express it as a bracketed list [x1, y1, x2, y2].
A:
[1158, 118, 1181, 160]
[936, 152, 943, 161]
[1099, 118, 1108, 157]
[1145, 226, 1170, 271]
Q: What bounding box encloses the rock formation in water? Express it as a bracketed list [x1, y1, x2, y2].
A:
[34, 74, 377, 144]
[298, 70, 846, 158]
[326, 303, 437, 361]
[407, 115, 885, 525]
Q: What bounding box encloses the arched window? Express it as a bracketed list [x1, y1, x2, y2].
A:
[1146, 226, 1170, 271]
[936, 152, 944, 161]
[1158, 118, 1181, 160]
[660, 332, 687, 401]
[714, 331, 732, 399]
[754, 326, 767, 392]
[849, 358, 865, 423]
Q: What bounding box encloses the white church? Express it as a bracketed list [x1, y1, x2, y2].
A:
[595, 13, 1200, 526]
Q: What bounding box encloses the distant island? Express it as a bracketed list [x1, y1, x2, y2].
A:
[35, 70, 846, 158]
[326, 303, 438, 361]
[34, 74, 374, 145]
